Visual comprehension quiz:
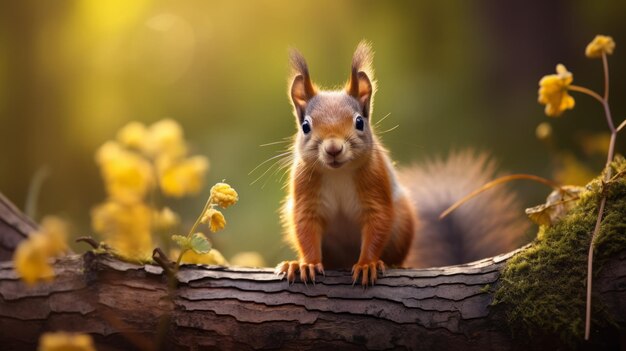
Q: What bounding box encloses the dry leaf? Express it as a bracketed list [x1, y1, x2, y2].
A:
[525, 185, 583, 226]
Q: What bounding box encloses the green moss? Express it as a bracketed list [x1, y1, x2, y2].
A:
[493, 156, 626, 346]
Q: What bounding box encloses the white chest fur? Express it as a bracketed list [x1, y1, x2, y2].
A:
[317, 170, 363, 267]
[318, 170, 362, 221]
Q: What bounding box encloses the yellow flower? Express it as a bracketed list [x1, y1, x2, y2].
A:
[14, 234, 55, 285]
[117, 121, 148, 150]
[38, 332, 96, 351]
[210, 182, 239, 208]
[39, 216, 69, 256]
[159, 156, 209, 197]
[153, 207, 180, 231]
[538, 64, 575, 117]
[585, 35, 615, 58]
[13, 216, 69, 285]
[95, 140, 124, 163]
[200, 208, 226, 232]
[144, 118, 187, 159]
[175, 248, 228, 265]
[154, 153, 177, 176]
[91, 201, 153, 261]
[96, 141, 154, 204]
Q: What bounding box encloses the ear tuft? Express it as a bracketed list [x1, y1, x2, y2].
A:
[288, 48, 316, 121]
[347, 40, 377, 117]
[289, 49, 310, 78]
[351, 40, 375, 81]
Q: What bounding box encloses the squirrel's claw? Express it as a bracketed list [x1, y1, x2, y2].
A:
[274, 261, 289, 275]
[307, 264, 316, 284]
[275, 260, 324, 286]
[316, 263, 325, 277]
[352, 260, 385, 287]
[299, 263, 310, 284]
[287, 262, 299, 284]
[377, 260, 386, 276]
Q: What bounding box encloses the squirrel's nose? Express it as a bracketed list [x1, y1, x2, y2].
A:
[325, 144, 343, 157]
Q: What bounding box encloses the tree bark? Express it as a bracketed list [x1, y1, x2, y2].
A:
[0, 192, 37, 261]
[0, 248, 624, 351]
[0, 194, 624, 350]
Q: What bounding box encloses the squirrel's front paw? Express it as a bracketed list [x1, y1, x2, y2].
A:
[275, 261, 325, 285]
[352, 260, 385, 287]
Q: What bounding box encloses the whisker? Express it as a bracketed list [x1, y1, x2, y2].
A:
[374, 112, 392, 126]
[263, 158, 294, 188]
[292, 158, 317, 182]
[279, 166, 292, 185]
[260, 140, 292, 147]
[377, 124, 399, 135]
[248, 151, 292, 175]
[308, 159, 319, 183]
[293, 162, 310, 180]
[251, 156, 290, 185]
[251, 162, 279, 185]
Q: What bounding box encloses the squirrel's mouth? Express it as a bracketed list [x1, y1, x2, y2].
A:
[325, 159, 345, 169]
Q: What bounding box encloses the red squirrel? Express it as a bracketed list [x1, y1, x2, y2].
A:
[275, 41, 529, 286]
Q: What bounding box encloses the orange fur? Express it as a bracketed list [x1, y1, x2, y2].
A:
[291, 162, 323, 264]
[277, 42, 527, 286]
[276, 42, 417, 286]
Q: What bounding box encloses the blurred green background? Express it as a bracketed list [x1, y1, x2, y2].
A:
[1, 1, 625, 265]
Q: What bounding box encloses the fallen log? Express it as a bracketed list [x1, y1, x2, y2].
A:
[0, 192, 37, 261]
[0, 248, 624, 351]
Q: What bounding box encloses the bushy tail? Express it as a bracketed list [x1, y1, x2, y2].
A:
[398, 151, 530, 268]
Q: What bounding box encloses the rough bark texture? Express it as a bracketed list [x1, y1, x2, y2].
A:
[0, 249, 624, 351]
[0, 195, 624, 350]
[0, 192, 37, 261]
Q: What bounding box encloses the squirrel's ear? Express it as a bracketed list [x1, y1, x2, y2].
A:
[289, 49, 316, 122]
[347, 71, 373, 117]
[346, 41, 376, 118]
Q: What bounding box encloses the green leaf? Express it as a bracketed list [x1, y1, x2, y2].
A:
[171, 234, 191, 250]
[190, 233, 211, 254]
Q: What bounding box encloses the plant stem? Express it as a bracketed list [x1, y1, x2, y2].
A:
[175, 248, 189, 269]
[24, 166, 50, 220]
[568, 85, 603, 105]
[439, 174, 565, 219]
[173, 194, 214, 272]
[188, 196, 213, 236]
[584, 51, 617, 341]
[585, 196, 606, 339]
[603, 53, 609, 102]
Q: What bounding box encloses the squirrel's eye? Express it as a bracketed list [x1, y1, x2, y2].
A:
[302, 120, 311, 134]
[355, 116, 365, 131]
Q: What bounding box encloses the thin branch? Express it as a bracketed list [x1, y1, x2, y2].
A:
[152, 248, 174, 275]
[616, 119, 626, 133]
[75, 236, 99, 250]
[604, 132, 617, 174]
[608, 169, 626, 183]
[440, 174, 563, 220]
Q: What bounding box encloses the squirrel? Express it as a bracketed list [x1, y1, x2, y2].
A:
[275, 41, 529, 286]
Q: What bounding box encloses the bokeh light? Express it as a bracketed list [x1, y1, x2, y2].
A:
[1, 1, 624, 264]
